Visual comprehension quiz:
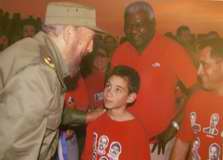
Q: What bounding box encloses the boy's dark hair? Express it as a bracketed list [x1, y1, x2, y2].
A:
[199, 38, 223, 58]
[108, 65, 140, 94]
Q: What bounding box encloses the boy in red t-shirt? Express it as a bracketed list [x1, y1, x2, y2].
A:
[171, 39, 223, 160]
[81, 65, 150, 160]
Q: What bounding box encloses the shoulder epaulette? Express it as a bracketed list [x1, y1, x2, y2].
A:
[43, 56, 55, 69]
[39, 45, 56, 70]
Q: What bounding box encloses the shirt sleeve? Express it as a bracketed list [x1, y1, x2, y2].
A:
[168, 42, 197, 88]
[0, 65, 56, 160]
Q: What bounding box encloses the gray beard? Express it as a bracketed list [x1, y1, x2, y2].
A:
[68, 63, 80, 78]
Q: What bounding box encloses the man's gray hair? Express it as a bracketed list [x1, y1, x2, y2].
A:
[124, 1, 155, 21]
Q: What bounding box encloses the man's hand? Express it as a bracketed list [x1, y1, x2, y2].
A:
[151, 124, 177, 155]
[86, 108, 106, 123]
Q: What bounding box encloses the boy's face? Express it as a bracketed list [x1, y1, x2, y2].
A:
[103, 75, 136, 110]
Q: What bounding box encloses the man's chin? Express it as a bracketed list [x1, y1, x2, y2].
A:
[130, 42, 145, 52]
[70, 67, 80, 78]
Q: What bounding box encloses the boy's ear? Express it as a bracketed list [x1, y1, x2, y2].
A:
[126, 93, 137, 104]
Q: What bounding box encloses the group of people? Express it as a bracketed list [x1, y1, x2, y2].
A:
[165, 25, 221, 67]
[0, 1, 223, 160]
[0, 9, 41, 51]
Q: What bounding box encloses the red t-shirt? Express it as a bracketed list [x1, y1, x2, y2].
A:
[84, 70, 105, 108]
[177, 90, 223, 159]
[81, 113, 150, 160]
[64, 76, 89, 111]
[111, 33, 197, 138]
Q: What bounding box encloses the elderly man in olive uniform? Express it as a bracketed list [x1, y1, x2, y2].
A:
[0, 2, 105, 160]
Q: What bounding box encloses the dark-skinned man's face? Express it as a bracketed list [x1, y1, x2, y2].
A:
[124, 10, 155, 52]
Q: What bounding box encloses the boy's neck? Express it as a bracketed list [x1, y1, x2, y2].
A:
[107, 108, 134, 122]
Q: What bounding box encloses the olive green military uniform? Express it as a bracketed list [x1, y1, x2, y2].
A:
[0, 32, 85, 160]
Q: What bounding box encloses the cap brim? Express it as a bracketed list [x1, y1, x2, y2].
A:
[86, 25, 107, 33]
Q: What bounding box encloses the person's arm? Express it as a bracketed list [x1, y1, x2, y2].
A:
[170, 138, 190, 160]
[0, 66, 56, 160]
[151, 91, 189, 154]
[61, 108, 86, 126]
[151, 82, 201, 154]
[61, 107, 105, 127]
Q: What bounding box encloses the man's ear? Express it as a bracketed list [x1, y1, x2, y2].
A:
[63, 25, 75, 44]
[126, 92, 137, 104]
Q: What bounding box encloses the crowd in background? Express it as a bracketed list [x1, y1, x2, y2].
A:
[0, 9, 42, 51]
[164, 25, 221, 67]
[0, 8, 221, 58]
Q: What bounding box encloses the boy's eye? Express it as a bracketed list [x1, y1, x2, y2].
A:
[115, 88, 121, 93]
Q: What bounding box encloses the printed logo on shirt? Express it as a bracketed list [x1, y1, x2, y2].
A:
[92, 132, 98, 160]
[107, 142, 122, 160]
[97, 135, 109, 156]
[67, 96, 75, 105]
[92, 133, 123, 160]
[208, 143, 221, 160]
[99, 156, 108, 160]
[191, 137, 201, 160]
[151, 62, 161, 68]
[203, 113, 219, 137]
[94, 92, 104, 101]
[190, 112, 201, 134]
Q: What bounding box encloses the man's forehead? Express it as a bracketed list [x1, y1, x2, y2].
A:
[127, 10, 149, 20]
[199, 46, 223, 64]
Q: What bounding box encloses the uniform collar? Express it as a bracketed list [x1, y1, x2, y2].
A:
[34, 31, 69, 92]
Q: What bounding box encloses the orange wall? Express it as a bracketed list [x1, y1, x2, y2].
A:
[1, 0, 223, 36]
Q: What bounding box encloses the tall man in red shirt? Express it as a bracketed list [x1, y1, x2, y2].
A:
[111, 1, 197, 159]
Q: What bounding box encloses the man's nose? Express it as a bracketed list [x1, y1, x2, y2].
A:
[197, 64, 204, 76]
